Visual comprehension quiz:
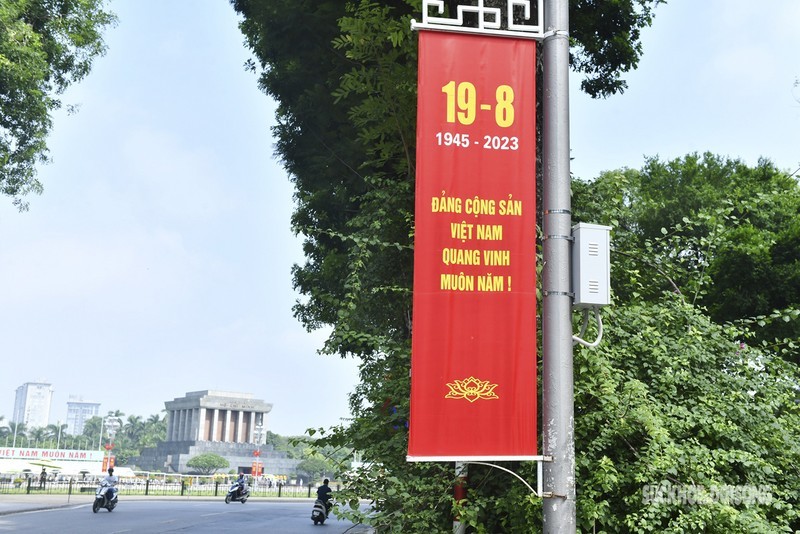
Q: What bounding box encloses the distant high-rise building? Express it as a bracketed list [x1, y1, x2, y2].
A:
[66, 396, 101, 435]
[13, 382, 54, 428]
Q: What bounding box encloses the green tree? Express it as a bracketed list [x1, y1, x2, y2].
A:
[568, 297, 800, 532]
[140, 413, 167, 448]
[186, 453, 230, 475]
[81, 416, 102, 447]
[44, 423, 67, 447]
[572, 153, 800, 357]
[27, 426, 46, 447]
[231, 0, 664, 354]
[8, 421, 26, 445]
[0, 416, 8, 443]
[0, 0, 116, 210]
[231, 0, 668, 529]
[295, 456, 333, 483]
[122, 415, 144, 443]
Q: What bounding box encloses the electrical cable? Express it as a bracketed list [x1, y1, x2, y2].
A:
[572, 307, 603, 348]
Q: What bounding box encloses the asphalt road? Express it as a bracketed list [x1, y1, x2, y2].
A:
[0, 499, 372, 533]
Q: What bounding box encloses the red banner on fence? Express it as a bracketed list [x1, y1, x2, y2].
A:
[408, 31, 537, 461]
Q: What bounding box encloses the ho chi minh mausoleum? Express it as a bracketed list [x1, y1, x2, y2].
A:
[134, 390, 299, 475]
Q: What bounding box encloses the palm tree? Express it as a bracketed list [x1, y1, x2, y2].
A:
[44, 424, 59, 446]
[45, 423, 68, 448]
[146, 413, 162, 426]
[141, 412, 167, 448]
[81, 416, 103, 449]
[123, 415, 145, 444]
[28, 427, 47, 448]
[8, 421, 26, 447]
[0, 415, 8, 438]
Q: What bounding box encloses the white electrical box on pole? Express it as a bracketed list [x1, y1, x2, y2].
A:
[572, 223, 612, 309]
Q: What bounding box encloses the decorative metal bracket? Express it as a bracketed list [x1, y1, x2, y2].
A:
[466, 456, 553, 497]
[411, 0, 544, 40]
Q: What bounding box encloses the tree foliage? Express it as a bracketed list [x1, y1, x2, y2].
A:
[295, 456, 334, 482]
[571, 297, 800, 532]
[231, 0, 664, 355]
[0, 0, 116, 209]
[232, 0, 800, 531]
[569, 0, 664, 97]
[572, 153, 800, 359]
[186, 453, 230, 475]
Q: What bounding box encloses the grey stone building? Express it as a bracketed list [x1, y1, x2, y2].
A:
[134, 390, 299, 475]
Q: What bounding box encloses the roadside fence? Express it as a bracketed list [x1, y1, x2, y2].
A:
[0, 476, 339, 499]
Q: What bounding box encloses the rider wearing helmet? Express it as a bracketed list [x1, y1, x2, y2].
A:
[236, 473, 246, 497]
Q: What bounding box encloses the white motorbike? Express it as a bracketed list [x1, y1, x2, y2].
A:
[311, 499, 331, 525]
[92, 479, 118, 512]
[224, 482, 250, 503]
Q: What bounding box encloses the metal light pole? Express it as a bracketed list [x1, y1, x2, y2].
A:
[542, 0, 576, 533]
[97, 419, 104, 450]
[103, 416, 120, 470]
[541, 0, 575, 531]
[253, 422, 264, 477]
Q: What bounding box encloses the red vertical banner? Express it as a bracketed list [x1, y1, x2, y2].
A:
[102, 456, 116, 471]
[252, 461, 263, 476]
[409, 31, 537, 461]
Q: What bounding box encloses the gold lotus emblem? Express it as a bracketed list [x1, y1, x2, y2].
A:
[445, 376, 499, 402]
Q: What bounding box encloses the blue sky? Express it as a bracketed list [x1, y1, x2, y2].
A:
[1, 1, 798, 437]
[569, 0, 799, 181]
[0, 0, 360, 437]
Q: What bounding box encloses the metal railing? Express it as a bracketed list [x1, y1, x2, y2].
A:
[0, 477, 339, 499]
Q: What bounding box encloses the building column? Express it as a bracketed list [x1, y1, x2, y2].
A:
[224, 410, 232, 442]
[211, 409, 219, 441]
[167, 410, 175, 441]
[188, 408, 197, 441]
[182, 410, 189, 441]
[249, 411, 256, 443]
[175, 410, 183, 442]
[236, 411, 244, 443]
[198, 408, 206, 441]
[183, 409, 190, 441]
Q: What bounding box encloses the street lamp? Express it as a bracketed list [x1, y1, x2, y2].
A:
[97, 420, 103, 450]
[102, 416, 121, 471]
[252, 421, 265, 477]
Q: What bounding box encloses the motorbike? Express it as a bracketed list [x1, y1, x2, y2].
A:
[311, 499, 331, 525]
[224, 482, 250, 504]
[92, 480, 118, 513]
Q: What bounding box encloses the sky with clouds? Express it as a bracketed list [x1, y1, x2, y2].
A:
[1, 0, 798, 437]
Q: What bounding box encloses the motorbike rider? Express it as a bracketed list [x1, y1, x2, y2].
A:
[316, 479, 333, 516]
[103, 468, 119, 500]
[235, 473, 246, 498]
